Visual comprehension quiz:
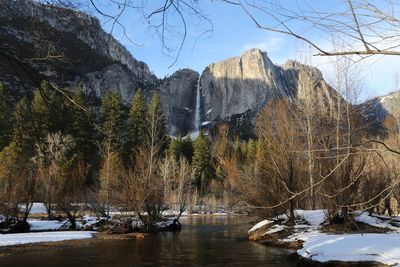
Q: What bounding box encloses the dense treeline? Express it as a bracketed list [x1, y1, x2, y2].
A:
[0, 65, 399, 232]
[0, 81, 215, 231]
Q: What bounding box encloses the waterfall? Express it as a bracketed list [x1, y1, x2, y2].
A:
[194, 76, 201, 131]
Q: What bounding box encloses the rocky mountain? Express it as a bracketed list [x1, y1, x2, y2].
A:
[0, 0, 395, 138]
[361, 91, 400, 135]
[198, 49, 340, 137]
[0, 0, 156, 101]
[149, 69, 199, 136]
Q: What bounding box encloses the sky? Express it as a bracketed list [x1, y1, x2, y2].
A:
[89, 0, 400, 100]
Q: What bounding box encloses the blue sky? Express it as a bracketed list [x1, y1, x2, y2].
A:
[91, 0, 399, 100]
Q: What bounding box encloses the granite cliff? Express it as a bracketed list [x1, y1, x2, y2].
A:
[0, 0, 396, 137]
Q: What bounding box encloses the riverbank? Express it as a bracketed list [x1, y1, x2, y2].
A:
[0, 213, 247, 258]
[248, 210, 400, 266]
[0, 232, 147, 257]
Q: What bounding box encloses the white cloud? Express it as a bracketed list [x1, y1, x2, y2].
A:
[241, 36, 285, 54]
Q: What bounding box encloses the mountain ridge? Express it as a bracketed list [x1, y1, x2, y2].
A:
[0, 0, 397, 137]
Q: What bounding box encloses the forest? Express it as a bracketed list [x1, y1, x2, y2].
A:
[0, 63, 399, 234]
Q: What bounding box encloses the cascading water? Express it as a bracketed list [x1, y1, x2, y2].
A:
[194, 76, 201, 132]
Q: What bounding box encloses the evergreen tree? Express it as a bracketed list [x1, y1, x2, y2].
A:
[72, 86, 96, 156]
[147, 93, 168, 154]
[33, 81, 72, 135]
[71, 85, 98, 183]
[168, 134, 183, 160]
[0, 82, 14, 151]
[168, 134, 194, 163]
[181, 135, 194, 163]
[100, 90, 125, 153]
[192, 131, 211, 194]
[126, 88, 148, 161]
[12, 97, 36, 155]
[32, 82, 52, 142]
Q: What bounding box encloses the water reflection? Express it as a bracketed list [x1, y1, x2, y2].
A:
[0, 216, 295, 266]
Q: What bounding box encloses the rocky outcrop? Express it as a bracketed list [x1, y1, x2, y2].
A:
[0, 0, 156, 101]
[1, 1, 395, 137]
[199, 49, 340, 137]
[149, 69, 199, 136]
[200, 49, 292, 124]
[360, 91, 400, 136]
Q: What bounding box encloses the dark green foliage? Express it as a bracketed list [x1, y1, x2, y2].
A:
[71, 86, 98, 184]
[100, 90, 125, 153]
[181, 135, 194, 163]
[0, 82, 14, 151]
[192, 131, 211, 194]
[12, 97, 36, 154]
[71, 86, 96, 158]
[147, 93, 169, 154]
[32, 81, 72, 138]
[168, 134, 194, 163]
[126, 88, 148, 159]
[168, 134, 183, 159]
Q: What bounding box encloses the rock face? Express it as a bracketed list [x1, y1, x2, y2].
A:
[377, 91, 400, 122]
[0, 0, 156, 101]
[199, 49, 339, 137]
[0, 0, 395, 137]
[149, 69, 199, 136]
[200, 49, 292, 124]
[361, 91, 400, 135]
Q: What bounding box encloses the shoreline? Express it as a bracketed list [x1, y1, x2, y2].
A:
[248, 210, 399, 267]
[0, 232, 144, 257]
[0, 213, 248, 258]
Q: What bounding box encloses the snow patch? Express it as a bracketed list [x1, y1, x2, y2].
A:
[264, 224, 286, 235]
[0, 231, 95, 246]
[298, 233, 400, 266]
[354, 212, 400, 230]
[28, 220, 69, 231]
[297, 210, 327, 226]
[248, 219, 272, 233]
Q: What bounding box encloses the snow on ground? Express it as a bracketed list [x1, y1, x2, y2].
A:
[298, 233, 400, 266]
[248, 219, 272, 233]
[0, 231, 95, 247]
[296, 210, 327, 226]
[355, 212, 400, 230]
[264, 224, 286, 235]
[28, 219, 70, 231]
[251, 210, 400, 266]
[19, 203, 48, 214]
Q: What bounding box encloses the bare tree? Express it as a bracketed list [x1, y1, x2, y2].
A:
[0, 142, 35, 231]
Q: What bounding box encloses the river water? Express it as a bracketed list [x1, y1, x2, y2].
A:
[0, 216, 295, 266]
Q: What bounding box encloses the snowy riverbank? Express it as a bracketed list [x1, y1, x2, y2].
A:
[249, 210, 400, 266]
[0, 231, 95, 247]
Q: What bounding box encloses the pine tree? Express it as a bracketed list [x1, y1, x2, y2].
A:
[168, 134, 194, 163]
[0, 82, 14, 151]
[181, 135, 194, 163]
[71, 85, 97, 176]
[12, 97, 36, 155]
[192, 131, 211, 194]
[100, 90, 125, 154]
[147, 93, 168, 155]
[168, 134, 183, 159]
[126, 88, 148, 160]
[32, 82, 52, 142]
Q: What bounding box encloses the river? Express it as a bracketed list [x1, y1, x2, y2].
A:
[0, 216, 295, 266]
